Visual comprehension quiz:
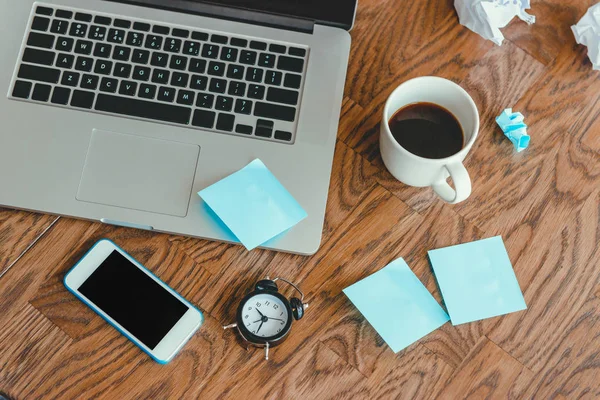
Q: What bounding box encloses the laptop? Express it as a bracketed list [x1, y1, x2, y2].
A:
[0, 0, 355, 255]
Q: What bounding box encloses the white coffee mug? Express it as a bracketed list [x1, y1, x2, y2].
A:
[380, 77, 479, 204]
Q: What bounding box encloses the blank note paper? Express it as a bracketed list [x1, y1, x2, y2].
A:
[343, 258, 450, 353]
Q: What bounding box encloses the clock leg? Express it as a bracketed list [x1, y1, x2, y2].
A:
[265, 342, 270, 360]
[223, 323, 237, 330]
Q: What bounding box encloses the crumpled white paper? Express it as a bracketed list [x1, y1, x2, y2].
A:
[572, 3, 600, 70]
[455, 0, 536, 45]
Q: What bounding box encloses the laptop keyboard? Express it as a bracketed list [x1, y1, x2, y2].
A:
[9, 3, 310, 143]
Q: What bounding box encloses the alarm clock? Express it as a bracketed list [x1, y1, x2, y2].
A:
[223, 277, 308, 360]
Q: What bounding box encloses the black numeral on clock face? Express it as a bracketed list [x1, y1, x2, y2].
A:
[256, 302, 261, 307]
[265, 301, 270, 306]
[274, 304, 279, 310]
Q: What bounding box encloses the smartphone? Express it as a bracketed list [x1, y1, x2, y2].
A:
[64, 239, 203, 364]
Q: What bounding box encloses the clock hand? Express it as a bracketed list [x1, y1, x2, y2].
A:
[256, 308, 265, 318]
[252, 319, 262, 323]
[256, 320, 264, 334]
[266, 317, 285, 322]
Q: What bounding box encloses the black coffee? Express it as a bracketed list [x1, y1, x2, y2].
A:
[388, 102, 464, 159]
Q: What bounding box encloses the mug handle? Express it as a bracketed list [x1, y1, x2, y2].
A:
[432, 162, 471, 204]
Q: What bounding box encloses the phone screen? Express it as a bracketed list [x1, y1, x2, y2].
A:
[78, 250, 189, 349]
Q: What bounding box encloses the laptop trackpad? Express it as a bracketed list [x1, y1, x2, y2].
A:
[77, 129, 200, 217]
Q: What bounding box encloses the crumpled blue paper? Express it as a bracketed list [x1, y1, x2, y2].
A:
[496, 108, 530, 152]
[572, 3, 600, 70]
[198, 159, 307, 251]
[455, 0, 536, 46]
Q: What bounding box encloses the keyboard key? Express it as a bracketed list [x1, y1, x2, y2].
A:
[55, 36, 74, 52]
[190, 75, 208, 90]
[94, 60, 113, 75]
[247, 84, 265, 99]
[274, 130, 292, 141]
[32, 83, 52, 101]
[170, 72, 189, 87]
[71, 90, 95, 108]
[75, 13, 92, 22]
[107, 28, 125, 44]
[164, 38, 181, 53]
[189, 58, 206, 73]
[150, 52, 168, 67]
[81, 74, 99, 89]
[51, 87, 71, 105]
[126, 32, 144, 46]
[96, 94, 191, 124]
[235, 124, 252, 135]
[75, 39, 93, 54]
[100, 77, 118, 92]
[209, 78, 226, 93]
[202, 44, 220, 59]
[50, 19, 69, 34]
[138, 83, 157, 99]
[277, 55, 304, 73]
[93, 15, 110, 24]
[114, 62, 131, 77]
[207, 61, 225, 76]
[254, 102, 295, 122]
[226, 64, 244, 80]
[234, 99, 252, 114]
[220, 47, 238, 62]
[28, 32, 54, 49]
[32, 16, 51, 31]
[246, 67, 263, 83]
[113, 46, 131, 61]
[153, 25, 170, 35]
[36, 6, 53, 16]
[22, 48, 55, 66]
[113, 19, 131, 29]
[265, 70, 282, 86]
[75, 56, 94, 72]
[18, 64, 60, 83]
[289, 47, 306, 57]
[250, 41, 267, 50]
[215, 95, 233, 111]
[284, 73, 301, 89]
[145, 35, 163, 50]
[192, 109, 215, 128]
[157, 86, 176, 102]
[93, 43, 112, 58]
[183, 40, 200, 56]
[240, 50, 257, 65]
[152, 69, 170, 84]
[132, 49, 150, 64]
[55, 10, 73, 19]
[133, 22, 150, 31]
[231, 38, 248, 47]
[228, 81, 246, 97]
[267, 87, 299, 105]
[12, 80, 32, 99]
[119, 80, 138, 96]
[132, 66, 150, 81]
[211, 35, 228, 44]
[56, 53, 75, 69]
[61, 71, 80, 87]
[177, 90, 194, 105]
[192, 31, 209, 41]
[255, 119, 274, 137]
[258, 53, 276, 68]
[88, 25, 107, 41]
[172, 28, 189, 38]
[269, 44, 286, 54]
[170, 55, 188, 70]
[69, 22, 88, 37]
[196, 93, 214, 108]
[216, 113, 235, 131]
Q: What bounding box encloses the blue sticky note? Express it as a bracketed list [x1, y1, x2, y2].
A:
[343, 258, 450, 353]
[428, 236, 527, 325]
[496, 108, 530, 152]
[198, 159, 307, 250]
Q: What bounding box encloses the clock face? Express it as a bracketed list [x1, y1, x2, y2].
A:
[240, 293, 290, 339]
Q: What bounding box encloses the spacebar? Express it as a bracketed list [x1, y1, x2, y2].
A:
[95, 94, 191, 125]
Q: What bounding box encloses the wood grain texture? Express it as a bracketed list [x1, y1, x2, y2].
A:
[2, 0, 600, 397]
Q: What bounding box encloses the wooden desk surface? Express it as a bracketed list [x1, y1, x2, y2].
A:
[2, 0, 600, 398]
